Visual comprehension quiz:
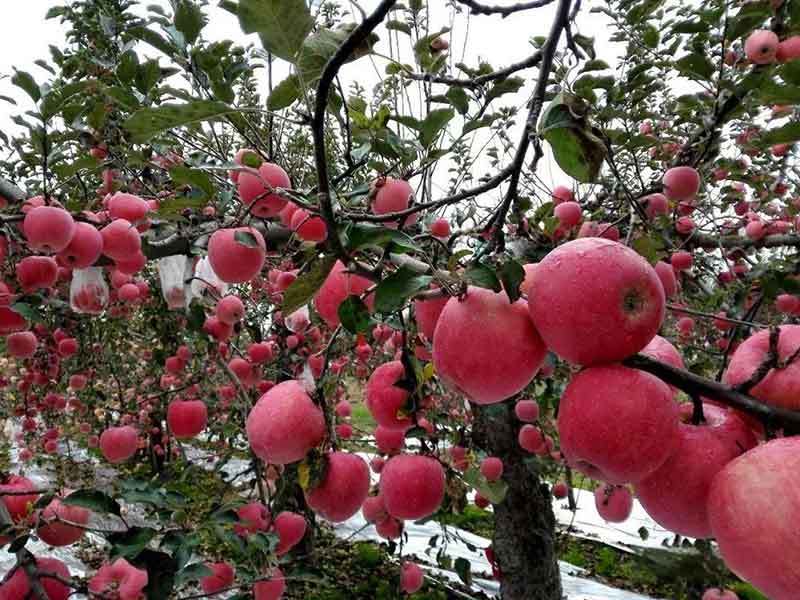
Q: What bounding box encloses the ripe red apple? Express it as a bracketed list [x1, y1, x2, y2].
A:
[745, 29, 779, 64]
[362, 494, 389, 523]
[305, 452, 370, 522]
[594, 484, 633, 523]
[23, 206, 75, 253]
[528, 238, 665, 365]
[0, 307, 28, 335]
[662, 166, 701, 201]
[200, 562, 235, 594]
[253, 567, 285, 600]
[636, 403, 756, 538]
[207, 227, 266, 283]
[0, 474, 39, 522]
[313, 260, 374, 328]
[777, 35, 800, 62]
[234, 502, 271, 537]
[246, 380, 325, 464]
[654, 260, 677, 298]
[99, 425, 139, 463]
[216, 295, 245, 325]
[723, 324, 800, 409]
[0, 556, 71, 600]
[16, 256, 59, 291]
[290, 209, 328, 242]
[433, 287, 547, 404]
[702, 589, 738, 600]
[414, 292, 448, 341]
[708, 437, 800, 600]
[7, 331, 37, 358]
[554, 201, 582, 228]
[480, 457, 503, 482]
[375, 425, 406, 454]
[430, 218, 451, 238]
[108, 193, 148, 222]
[88, 558, 148, 600]
[400, 561, 424, 594]
[372, 178, 418, 228]
[558, 364, 679, 484]
[379, 454, 445, 520]
[167, 400, 208, 439]
[237, 162, 290, 218]
[37, 496, 90, 546]
[514, 399, 540, 422]
[100, 219, 141, 261]
[366, 360, 413, 430]
[274, 511, 307, 555]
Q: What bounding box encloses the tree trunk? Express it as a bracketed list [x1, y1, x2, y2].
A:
[472, 402, 562, 600]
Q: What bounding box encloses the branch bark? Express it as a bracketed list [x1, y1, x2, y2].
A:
[312, 0, 398, 258]
[456, 0, 556, 17]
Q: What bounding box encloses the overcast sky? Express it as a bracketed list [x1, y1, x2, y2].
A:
[0, 1, 623, 201]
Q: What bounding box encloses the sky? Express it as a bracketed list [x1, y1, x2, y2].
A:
[0, 1, 623, 204]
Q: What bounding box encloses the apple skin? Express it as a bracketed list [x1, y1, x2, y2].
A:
[0, 556, 71, 600]
[379, 454, 445, 520]
[593, 484, 633, 523]
[365, 360, 413, 430]
[433, 286, 547, 404]
[640, 334, 684, 396]
[708, 437, 800, 600]
[557, 364, 680, 484]
[37, 497, 91, 546]
[305, 452, 370, 522]
[723, 325, 800, 409]
[414, 292, 448, 341]
[246, 380, 325, 465]
[528, 238, 665, 365]
[635, 403, 756, 538]
[313, 260, 374, 328]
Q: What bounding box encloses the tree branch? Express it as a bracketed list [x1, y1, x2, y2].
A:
[403, 51, 543, 88]
[456, 0, 556, 17]
[312, 0, 398, 258]
[624, 353, 800, 431]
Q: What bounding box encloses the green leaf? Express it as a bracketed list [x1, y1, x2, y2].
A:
[129, 26, 176, 57]
[109, 527, 157, 559]
[297, 27, 378, 87]
[463, 114, 497, 135]
[63, 489, 121, 516]
[463, 466, 508, 504]
[758, 81, 800, 104]
[464, 263, 502, 292]
[672, 20, 709, 34]
[157, 193, 207, 218]
[642, 24, 659, 48]
[762, 121, 800, 145]
[631, 234, 665, 265]
[52, 155, 101, 179]
[9, 302, 41, 323]
[169, 165, 214, 199]
[420, 108, 454, 148]
[499, 259, 525, 303]
[138, 549, 177, 600]
[486, 77, 525, 104]
[454, 556, 473, 586]
[580, 59, 610, 73]
[446, 87, 470, 114]
[124, 101, 237, 143]
[45, 6, 67, 19]
[234, 230, 259, 248]
[12, 70, 40, 103]
[676, 53, 715, 80]
[268, 75, 301, 110]
[375, 267, 432, 314]
[342, 224, 419, 253]
[174, 562, 213, 587]
[237, 0, 314, 62]
[174, 0, 206, 45]
[282, 255, 338, 315]
[386, 19, 412, 35]
[338, 296, 373, 334]
[135, 59, 161, 95]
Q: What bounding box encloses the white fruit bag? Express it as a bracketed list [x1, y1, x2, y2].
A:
[158, 255, 194, 310]
[190, 256, 228, 300]
[70, 267, 109, 315]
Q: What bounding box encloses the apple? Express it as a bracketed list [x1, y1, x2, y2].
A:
[593, 484, 633, 523]
[305, 452, 370, 522]
[528, 238, 665, 365]
[379, 454, 445, 520]
[433, 286, 547, 404]
[635, 403, 756, 538]
[708, 437, 800, 600]
[365, 360, 413, 430]
[558, 364, 679, 484]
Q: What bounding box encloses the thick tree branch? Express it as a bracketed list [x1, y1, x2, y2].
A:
[456, 0, 556, 17]
[312, 0, 398, 258]
[487, 0, 573, 246]
[624, 353, 800, 431]
[683, 232, 800, 250]
[0, 177, 25, 203]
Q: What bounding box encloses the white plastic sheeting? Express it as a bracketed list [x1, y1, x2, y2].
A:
[1, 425, 660, 600]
